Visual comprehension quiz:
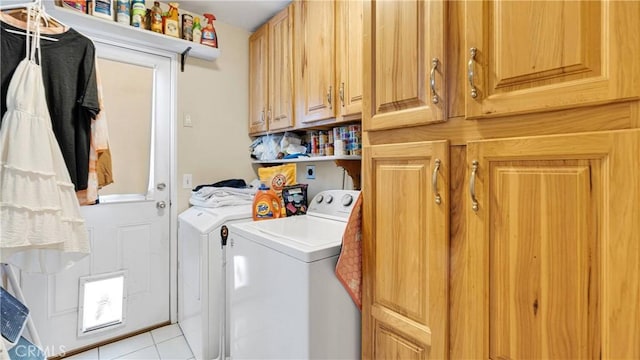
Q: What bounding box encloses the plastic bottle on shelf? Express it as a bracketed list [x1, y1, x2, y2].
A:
[150, 1, 163, 33]
[192, 16, 202, 43]
[130, 0, 146, 28]
[164, 2, 180, 37]
[252, 184, 281, 221]
[200, 13, 218, 48]
[116, 0, 130, 24]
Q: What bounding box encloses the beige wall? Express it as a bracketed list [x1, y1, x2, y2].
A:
[177, 21, 256, 212]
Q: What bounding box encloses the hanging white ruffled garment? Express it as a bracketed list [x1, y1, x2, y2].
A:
[0, 10, 90, 274]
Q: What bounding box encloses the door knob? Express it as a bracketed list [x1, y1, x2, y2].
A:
[156, 201, 167, 209]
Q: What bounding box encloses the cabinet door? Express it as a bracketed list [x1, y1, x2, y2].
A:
[336, 0, 363, 120]
[295, 0, 336, 124]
[465, 1, 640, 119]
[363, 140, 450, 360]
[363, 0, 446, 131]
[268, 5, 294, 132]
[464, 130, 640, 359]
[249, 24, 269, 135]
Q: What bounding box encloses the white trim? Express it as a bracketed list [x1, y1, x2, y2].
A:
[169, 51, 179, 324]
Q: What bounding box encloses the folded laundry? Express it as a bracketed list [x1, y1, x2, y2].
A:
[192, 178, 247, 192]
[190, 185, 257, 208]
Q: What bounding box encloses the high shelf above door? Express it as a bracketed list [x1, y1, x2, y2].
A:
[46, 3, 220, 68]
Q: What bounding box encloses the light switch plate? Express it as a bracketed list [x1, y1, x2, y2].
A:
[183, 114, 193, 127]
[183, 174, 193, 189]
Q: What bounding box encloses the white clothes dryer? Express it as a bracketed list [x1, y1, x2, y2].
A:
[228, 190, 361, 360]
[177, 205, 252, 360]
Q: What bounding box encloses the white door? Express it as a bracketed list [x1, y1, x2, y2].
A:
[20, 41, 174, 355]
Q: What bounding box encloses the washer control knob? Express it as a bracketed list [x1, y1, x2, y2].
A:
[316, 195, 324, 203]
[342, 194, 353, 206]
[325, 195, 334, 204]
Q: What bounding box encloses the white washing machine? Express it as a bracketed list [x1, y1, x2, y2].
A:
[178, 205, 252, 360]
[228, 190, 361, 360]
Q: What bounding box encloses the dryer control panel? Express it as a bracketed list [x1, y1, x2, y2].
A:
[307, 190, 361, 222]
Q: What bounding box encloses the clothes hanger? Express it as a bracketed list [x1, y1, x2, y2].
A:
[1, 0, 68, 39]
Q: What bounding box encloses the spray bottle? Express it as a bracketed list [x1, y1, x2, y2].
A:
[201, 13, 218, 48]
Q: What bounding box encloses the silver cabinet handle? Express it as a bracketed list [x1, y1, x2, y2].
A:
[267, 106, 272, 122]
[430, 58, 439, 104]
[470, 160, 479, 212]
[156, 201, 167, 209]
[327, 86, 333, 109]
[260, 109, 265, 123]
[468, 47, 478, 99]
[432, 158, 442, 205]
[339, 82, 345, 107]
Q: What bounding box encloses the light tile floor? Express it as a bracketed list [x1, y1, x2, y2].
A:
[65, 324, 194, 360]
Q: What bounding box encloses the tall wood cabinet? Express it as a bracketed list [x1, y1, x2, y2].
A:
[464, 130, 640, 359]
[363, 141, 449, 360]
[248, 5, 294, 135]
[362, 0, 640, 359]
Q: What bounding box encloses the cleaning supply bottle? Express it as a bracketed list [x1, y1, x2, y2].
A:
[252, 184, 281, 221]
[150, 1, 163, 33]
[115, 0, 130, 24]
[130, 0, 146, 28]
[192, 16, 202, 43]
[201, 13, 218, 48]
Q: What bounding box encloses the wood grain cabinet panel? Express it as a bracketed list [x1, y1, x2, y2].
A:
[464, 130, 640, 359]
[249, 6, 294, 136]
[249, 24, 268, 135]
[465, 0, 640, 119]
[363, 140, 449, 359]
[363, 0, 446, 131]
[336, 0, 363, 121]
[295, 0, 336, 124]
[268, 6, 294, 131]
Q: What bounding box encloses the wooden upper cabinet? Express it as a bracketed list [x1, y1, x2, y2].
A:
[463, 130, 640, 359]
[336, 0, 363, 121]
[363, 0, 446, 131]
[363, 140, 450, 360]
[268, 5, 294, 132]
[294, 0, 336, 124]
[249, 24, 268, 135]
[465, 0, 640, 119]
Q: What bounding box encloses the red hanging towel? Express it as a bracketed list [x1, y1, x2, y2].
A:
[335, 193, 363, 310]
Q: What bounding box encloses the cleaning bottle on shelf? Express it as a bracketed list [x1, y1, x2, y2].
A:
[130, 0, 146, 28]
[201, 13, 218, 48]
[192, 16, 202, 43]
[252, 184, 281, 221]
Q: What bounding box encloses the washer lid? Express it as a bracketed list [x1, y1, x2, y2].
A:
[230, 216, 347, 262]
[178, 205, 252, 234]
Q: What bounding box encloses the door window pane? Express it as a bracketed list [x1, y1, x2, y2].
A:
[97, 58, 153, 196]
